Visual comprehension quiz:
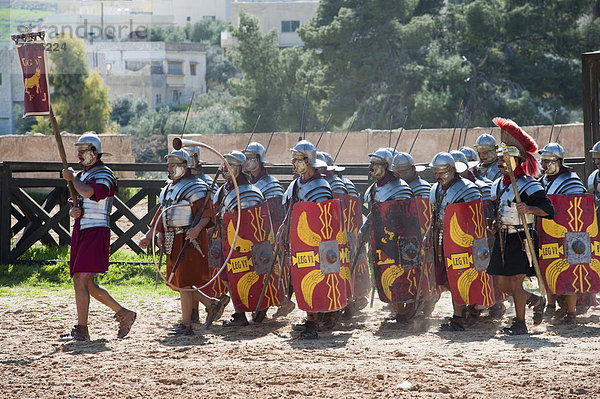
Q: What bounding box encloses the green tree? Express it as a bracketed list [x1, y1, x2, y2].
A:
[228, 13, 319, 133]
[299, 0, 600, 130]
[31, 34, 112, 134]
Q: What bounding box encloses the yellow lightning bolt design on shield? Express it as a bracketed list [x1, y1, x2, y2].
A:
[326, 273, 342, 310]
[567, 197, 584, 232]
[249, 207, 266, 242]
[470, 202, 485, 239]
[262, 272, 279, 307]
[210, 268, 227, 297]
[571, 264, 591, 294]
[480, 272, 493, 306]
[318, 201, 334, 240]
[348, 202, 357, 233]
[420, 200, 432, 235]
[407, 268, 416, 296]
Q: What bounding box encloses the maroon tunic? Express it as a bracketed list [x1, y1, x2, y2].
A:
[69, 165, 115, 277]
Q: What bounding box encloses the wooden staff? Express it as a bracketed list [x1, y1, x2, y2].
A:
[502, 147, 546, 296]
[50, 106, 78, 206]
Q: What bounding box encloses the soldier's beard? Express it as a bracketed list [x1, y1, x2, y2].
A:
[369, 164, 386, 180]
[544, 161, 559, 176]
[293, 160, 308, 175]
[80, 150, 96, 167]
[436, 170, 454, 186]
[480, 151, 497, 165]
[170, 165, 186, 180]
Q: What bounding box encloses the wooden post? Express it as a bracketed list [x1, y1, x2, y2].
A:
[0, 163, 12, 263]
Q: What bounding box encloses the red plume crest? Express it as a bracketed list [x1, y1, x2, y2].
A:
[492, 117, 538, 153]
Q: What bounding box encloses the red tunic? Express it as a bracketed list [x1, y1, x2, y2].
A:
[69, 171, 115, 277]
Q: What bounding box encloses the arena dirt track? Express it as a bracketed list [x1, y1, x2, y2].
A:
[1, 289, 599, 399]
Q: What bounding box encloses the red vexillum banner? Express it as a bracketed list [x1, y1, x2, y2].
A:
[17, 42, 51, 117]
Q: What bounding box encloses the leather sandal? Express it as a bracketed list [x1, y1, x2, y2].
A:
[501, 318, 528, 335]
[272, 299, 295, 319]
[300, 320, 318, 340]
[223, 312, 249, 327]
[527, 294, 546, 325]
[205, 298, 226, 328]
[168, 323, 194, 336]
[252, 308, 268, 323]
[563, 312, 577, 325]
[60, 325, 90, 341]
[115, 309, 136, 339]
[440, 315, 466, 331]
[488, 302, 506, 320]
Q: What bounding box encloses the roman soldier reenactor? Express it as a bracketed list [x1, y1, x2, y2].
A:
[61, 133, 136, 341]
[391, 152, 431, 198]
[487, 117, 554, 335]
[428, 152, 482, 331]
[243, 141, 295, 318]
[139, 149, 224, 336]
[538, 143, 593, 324]
[213, 151, 267, 327]
[360, 148, 417, 321]
[474, 133, 502, 182]
[278, 140, 344, 339]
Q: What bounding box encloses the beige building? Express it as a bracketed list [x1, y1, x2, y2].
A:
[87, 41, 207, 108]
[222, 1, 320, 49]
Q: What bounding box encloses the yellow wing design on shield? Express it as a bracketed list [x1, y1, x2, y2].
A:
[450, 213, 473, 248]
[542, 218, 568, 239]
[301, 269, 325, 308]
[237, 271, 259, 308]
[545, 258, 570, 294]
[587, 213, 598, 238]
[297, 211, 322, 246]
[381, 264, 404, 301]
[457, 268, 477, 304]
[228, 220, 254, 252]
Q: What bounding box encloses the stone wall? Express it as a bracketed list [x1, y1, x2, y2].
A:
[168, 123, 584, 165]
[0, 133, 135, 179]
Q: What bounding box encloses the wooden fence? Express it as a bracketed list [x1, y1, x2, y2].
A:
[0, 161, 373, 264]
[0, 159, 586, 264]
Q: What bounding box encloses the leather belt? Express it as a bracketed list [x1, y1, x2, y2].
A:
[165, 227, 187, 234]
[499, 224, 532, 234]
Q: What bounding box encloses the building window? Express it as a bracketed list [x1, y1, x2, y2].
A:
[190, 63, 196, 76]
[167, 62, 183, 75]
[156, 94, 161, 106]
[0, 73, 2, 85]
[187, 16, 191, 21]
[203, 16, 216, 21]
[172, 90, 180, 103]
[151, 61, 163, 75]
[281, 20, 300, 33]
[105, 63, 112, 75]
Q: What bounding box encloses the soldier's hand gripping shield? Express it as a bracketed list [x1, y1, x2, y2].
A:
[443, 199, 497, 307]
[537, 193, 600, 296]
[289, 199, 348, 312]
[370, 198, 427, 304]
[222, 203, 284, 312]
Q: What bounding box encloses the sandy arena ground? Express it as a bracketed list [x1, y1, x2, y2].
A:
[1, 288, 599, 399]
